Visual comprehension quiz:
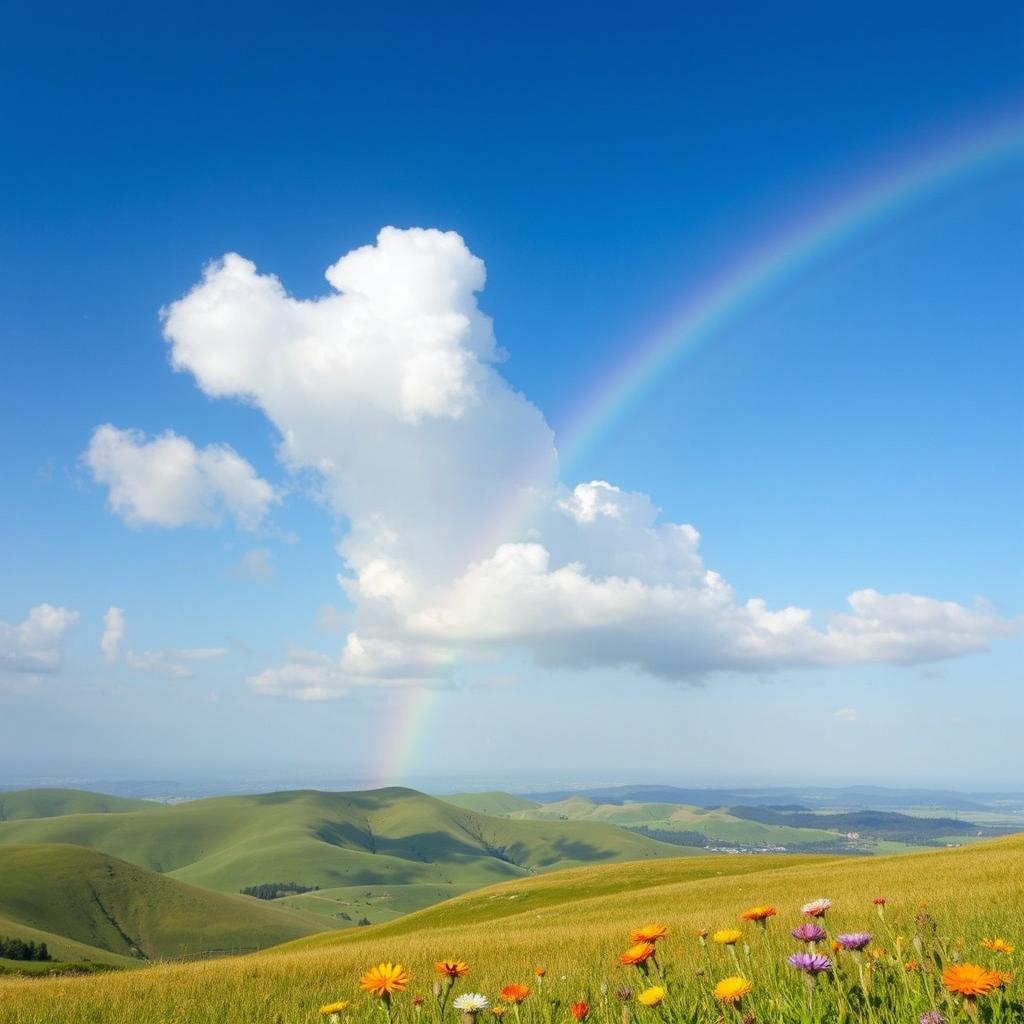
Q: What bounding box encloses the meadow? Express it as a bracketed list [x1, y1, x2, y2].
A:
[1, 834, 1020, 1023]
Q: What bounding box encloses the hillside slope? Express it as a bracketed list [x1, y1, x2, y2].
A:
[0, 789, 157, 821]
[4, 837, 1022, 1023]
[0, 789, 687, 916]
[0, 845, 326, 961]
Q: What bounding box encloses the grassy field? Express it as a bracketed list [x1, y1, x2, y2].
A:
[0, 789, 686, 909]
[0, 789, 157, 821]
[0, 845, 325, 961]
[1, 835, 1021, 1022]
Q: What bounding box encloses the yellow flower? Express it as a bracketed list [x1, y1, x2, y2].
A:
[713, 976, 752, 1004]
[320, 1002, 350, 1015]
[636, 986, 666, 1007]
[712, 929, 742, 946]
[982, 937, 1015, 955]
[359, 963, 411, 998]
[994, 971, 1014, 989]
[943, 963, 1002, 998]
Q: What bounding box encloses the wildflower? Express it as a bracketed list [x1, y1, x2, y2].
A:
[867, 947, 886, 961]
[619, 942, 657, 966]
[873, 897, 886, 906]
[787, 953, 833, 975]
[713, 976, 753, 1004]
[790, 923, 826, 944]
[994, 971, 1014, 989]
[500, 985, 530, 1005]
[712, 929, 743, 946]
[320, 1002, 350, 1022]
[534, 967, 547, 978]
[436, 961, 471, 979]
[905, 960, 921, 972]
[919, 1013, 947, 1024]
[360, 964, 411, 998]
[636, 986, 666, 1007]
[800, 898, 832, 918]
[942, 963, 1001, 997]
[453, 994, 491, 1015]
[982, 937, 1015, 954]
[695, 928, 709, 939]
[836, 933, 872, 952]
[570, 1002, 590, 1021]
[615, 987, 633, 1001]
[630, 923, 668, 943]
[491, 1010, 506, 1019]
[740, 906, 776, 924]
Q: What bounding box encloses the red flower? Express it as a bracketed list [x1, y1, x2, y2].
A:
[570, 1002, 590, 1021]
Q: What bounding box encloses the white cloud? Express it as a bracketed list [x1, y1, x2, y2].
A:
[151, 227, 1021, 699]
[100, 607, 227, 678]
[84, 425, 277, 530]
[228, 547, 275, 582]
[101, 606, 125, 662]
[0, 604, 78, 676]
[833, 707, 862, 723]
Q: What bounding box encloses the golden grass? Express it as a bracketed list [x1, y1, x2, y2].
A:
[2, 835, 1022, 1023]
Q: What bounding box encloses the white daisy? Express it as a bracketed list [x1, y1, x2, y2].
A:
[453, 993, 490, 1013]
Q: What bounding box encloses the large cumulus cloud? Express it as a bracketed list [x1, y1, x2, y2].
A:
[153, 227, 1017, 699]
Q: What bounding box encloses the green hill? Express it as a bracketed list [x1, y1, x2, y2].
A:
[0, 788, 157, 821]
[3, 837, 1024, 1022]
[0, 788, 687, 923]
[441, 791, 541, 816]
[0, 845, 326, 962]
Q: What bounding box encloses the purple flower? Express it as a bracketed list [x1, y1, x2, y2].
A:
[919, 1013, 947, 1024]
[787, 953, 833, 975]
[836, 932, 872, 951]
[790, 923, 827, 943]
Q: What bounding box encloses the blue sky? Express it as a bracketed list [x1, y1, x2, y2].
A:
[1, 3, 1022, 789]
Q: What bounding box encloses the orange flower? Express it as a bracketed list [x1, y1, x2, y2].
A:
[740, 905, 776, 923]
[904, 960, 921, 972]
[435, 960, 470, 979]
[570, 1002, 590, 1021]
[618, 942, 657, 966]
[982, 937, 1015, 955]
[500, 984, 531, 1005]
[994, 971, 1014, 989]
[943, 963, 1002, 998]
[630, 923, 668, 944]
[360, 963, 411, 998]
[534, 967, 547, 978]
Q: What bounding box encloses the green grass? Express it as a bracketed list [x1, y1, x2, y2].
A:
[0, 845, 326, 962]
[0, 789, 157, 822]
[2, 836, 1023, 1022]
[277, 883, 479, 927]
[441, 793, 542, 816]
[0, 788, 687, 909]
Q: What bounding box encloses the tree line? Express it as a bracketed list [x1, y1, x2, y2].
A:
[0, 936, 52, 961]
[239, 881, 319, 900]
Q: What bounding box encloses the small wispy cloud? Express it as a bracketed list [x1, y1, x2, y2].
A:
[833, 707, 862, 724]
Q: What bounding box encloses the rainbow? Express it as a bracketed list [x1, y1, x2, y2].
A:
[557, 111, 1024, 470]
[372, 110, 1024, 785]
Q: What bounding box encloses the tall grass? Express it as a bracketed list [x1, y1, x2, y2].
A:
[1, 836, 1021, 1023]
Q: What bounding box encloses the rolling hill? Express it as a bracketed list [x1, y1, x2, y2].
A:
[0, 845, 326, 963]
[3, 835, 1022, 1023]
[0, 788, 687, 924]
[0, 789, 157, 821]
